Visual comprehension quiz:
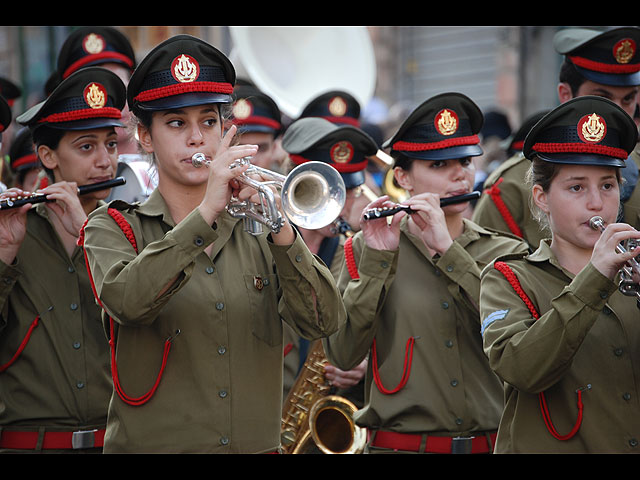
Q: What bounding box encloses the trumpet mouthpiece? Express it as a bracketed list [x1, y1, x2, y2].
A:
[191, 153, 208, 168]
[589, 216, 605, 231]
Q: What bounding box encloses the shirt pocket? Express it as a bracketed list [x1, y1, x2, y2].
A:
[243, 273, 281, 346]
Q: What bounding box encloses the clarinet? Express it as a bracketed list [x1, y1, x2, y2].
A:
[0, 177, 126, 210]
[362, 191, 481, 221]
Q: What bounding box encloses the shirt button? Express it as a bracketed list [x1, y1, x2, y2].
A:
[623, 392, 632, 401]
[599, 291, 608, 299]
[603, 306, 612, 315]
[217, 346, 227, 355]
[70, 303, 78, 311]
[381, 261, 389, 268]
[295, 254, 302, 262]
[629, 438, 638, 448]
[441, 301, 449, 309]
[205, 266, 215, 274]
[76, 381, 85, 389]
[219, 390, 228, 398]
[446, 265, 454, 272]
[614, 347, 624, 357]
[73, 341, 81, 349]
[67, 266, 75, 273]
[450, 379, 459, 387]
[455, 418, 463, 425]
[220, 437, 229, 446]
[216, 302, 224, 310]
[194, 236, 204, 246]
[445, 340, 454, 348]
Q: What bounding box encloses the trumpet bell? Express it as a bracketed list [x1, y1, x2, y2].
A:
[282, 161, 346, 230]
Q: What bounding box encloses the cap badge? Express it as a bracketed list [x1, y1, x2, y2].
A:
[578, 113, 606, 143]
[613, 38, 636, 64]
[329, 96, 347, 117]
[435, 108, 458, 136]
[83, 33, 106, 55]
[233, 98, 253, 120]
[330, 141, 354, 164]
[171, 54, 199, 83]
[84, 82, 107, 109]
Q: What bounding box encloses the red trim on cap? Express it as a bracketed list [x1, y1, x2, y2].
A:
[322, 115, 360, 127]
[532, 141, 628, 159]
[37, 107, 123, 124]
[134, 81, 233, 103]
[289, 154, 366, 172]
[568, 55, 640, 74]
[12, 154, 38, 169]
[393, 134, 480, 152]
[510, 140, 524, 151]
[62, 52, 135, 79]
[233, 115, 281, 130]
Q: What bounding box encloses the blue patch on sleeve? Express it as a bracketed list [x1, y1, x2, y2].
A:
[481, 309, 509, 335]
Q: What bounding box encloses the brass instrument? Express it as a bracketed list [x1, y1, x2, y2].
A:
[192, 154, 346, 235]
[589, 215, 640, 308]
[0, 177, 126, 210]
[281, 340, 366, 454]
[362, 191, 481, 221]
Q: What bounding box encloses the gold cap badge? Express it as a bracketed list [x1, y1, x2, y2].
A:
[613, 38, 636, 64]
[233, 98, 253, 120]
[171, 54, 199, 83]
[578, 113, 607, 143]
[83, 33, 105, 55]
[330, 141, 354, 163]
[328, 96, 347, 117]
[84, 82, 107, 109]
[435, 108, 458, 136]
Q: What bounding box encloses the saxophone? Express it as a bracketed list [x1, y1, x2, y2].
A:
[280, 339, 366, 454]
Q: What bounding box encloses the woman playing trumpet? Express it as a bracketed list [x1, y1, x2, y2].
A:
[80, 34, 344, 454]
[323, 92, 528, 454]
[479, 96, 640, 453]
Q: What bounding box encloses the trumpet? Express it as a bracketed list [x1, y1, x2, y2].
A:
[192, 153, 346, 235]
[589, 215, 640, 308]
[0, 177, 126, 210]
[362, 191, 481, 221]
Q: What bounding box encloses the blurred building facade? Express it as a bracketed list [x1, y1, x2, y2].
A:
[0, 26, 564, 136]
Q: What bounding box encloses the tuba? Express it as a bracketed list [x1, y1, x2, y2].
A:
[281, 340, 367, 454]
[192, 154, 346, 235]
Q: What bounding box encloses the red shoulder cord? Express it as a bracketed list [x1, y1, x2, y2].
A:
[78, 208, 175, 406]
[484, 177, 524, 238]
[344, 237, 415, 395]
[0, 311, 47, 373]
[493, 261, 586, 441]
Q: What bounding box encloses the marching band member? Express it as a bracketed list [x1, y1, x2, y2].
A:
[80, 34, 344, 453]
[480, 96, 640, 453]
[323, 92, 529, 454]
[0, 67, 126, 452]
[473, 26, 640, 248]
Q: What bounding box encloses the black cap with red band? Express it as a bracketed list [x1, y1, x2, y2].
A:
[232, 84, 282, 136]
[523, 95, 638, 168]
[0, 95, 11, 138]
[298, 90, 362, 127]
[16, 66, 126, 132]
[554, 26, 640, 87]
[127, 34, 235, 115]
[383, 92, 484, 161]
[282, 117, 377, 189]
[8, 127, 38, 174]
[57, 26, 137, 81]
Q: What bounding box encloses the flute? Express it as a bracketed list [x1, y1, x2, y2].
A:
[0, 177, 126, 210]
[362, 191, 481, 221]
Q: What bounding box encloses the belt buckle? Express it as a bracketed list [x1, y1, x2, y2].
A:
[71, 429, 97, 449]
[451, 436, 474, 454]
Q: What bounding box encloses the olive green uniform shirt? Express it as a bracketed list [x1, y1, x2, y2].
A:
[82, 189, 345, 453]
[0, 203, 111, 442]
[472, 153, 547, 249]
[480, 240, 640, 453]
[324, 217, 528, 440]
